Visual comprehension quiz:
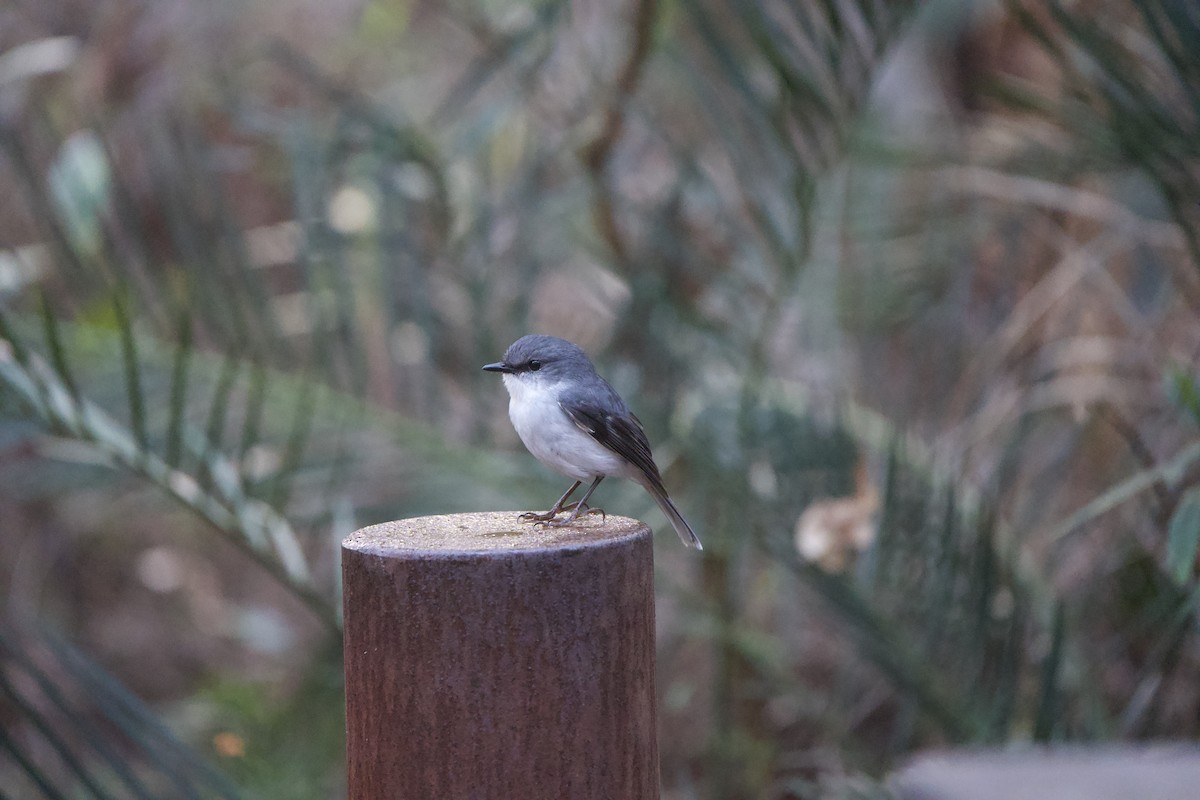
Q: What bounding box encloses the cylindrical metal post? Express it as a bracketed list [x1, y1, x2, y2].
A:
[342, 512, 658, 800]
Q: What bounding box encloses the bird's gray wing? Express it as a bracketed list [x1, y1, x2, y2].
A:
[560, 379, 703, 549]
[557, 382, 667, 492]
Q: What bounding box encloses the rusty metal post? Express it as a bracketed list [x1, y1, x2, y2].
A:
[342, 512, 658, 799]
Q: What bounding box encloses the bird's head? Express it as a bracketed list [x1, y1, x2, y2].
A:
[482, 334, 593, 392]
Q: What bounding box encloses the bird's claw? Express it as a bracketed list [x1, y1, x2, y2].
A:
[541, 506, 606, 528]
[518, 510, 558, 523]
[565, 501, 599, 514]
[520, 500, 596, 525]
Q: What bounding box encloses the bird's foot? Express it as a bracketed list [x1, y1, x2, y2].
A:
[543, 506, 606, 527]
[518, 509, 561, 523]
[521, 500, 596, 525]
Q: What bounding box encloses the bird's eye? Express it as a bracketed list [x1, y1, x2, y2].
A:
[528, 360, 542, 371]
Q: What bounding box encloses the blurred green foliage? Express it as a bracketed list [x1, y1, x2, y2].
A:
[1, 0, 1199, 798]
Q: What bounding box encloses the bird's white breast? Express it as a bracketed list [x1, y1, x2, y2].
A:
[502, 374, 626, 480]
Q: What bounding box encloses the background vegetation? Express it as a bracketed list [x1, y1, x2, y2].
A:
[1, 0, 1198, 797]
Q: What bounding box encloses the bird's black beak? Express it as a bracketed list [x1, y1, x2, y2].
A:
[482, 362, 512, 374]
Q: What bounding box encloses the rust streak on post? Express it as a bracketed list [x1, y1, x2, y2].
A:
[342, 512, 658, 800]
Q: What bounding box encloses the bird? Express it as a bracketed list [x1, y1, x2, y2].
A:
[483, 334, 702, 549]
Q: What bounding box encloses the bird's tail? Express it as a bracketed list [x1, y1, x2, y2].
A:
[646, 485, 703, 550]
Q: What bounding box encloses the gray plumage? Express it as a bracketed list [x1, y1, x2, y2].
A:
[483, 334, 702, 549]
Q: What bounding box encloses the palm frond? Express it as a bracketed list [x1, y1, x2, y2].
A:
[0, 621, 242, 800]
[0, 305, 335, 631]
[1010, 0, 1200, 262]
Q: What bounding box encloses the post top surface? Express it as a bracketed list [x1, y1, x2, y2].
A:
[342, 511, 650, 556]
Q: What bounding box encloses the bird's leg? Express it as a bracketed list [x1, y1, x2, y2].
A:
[519, 480, 581, 523]
[546, 477, 605, 527]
